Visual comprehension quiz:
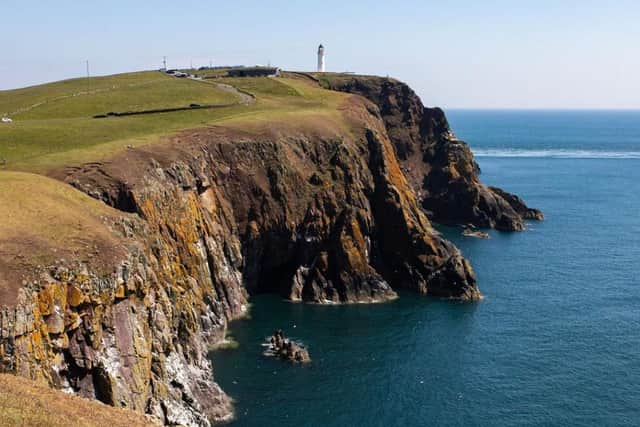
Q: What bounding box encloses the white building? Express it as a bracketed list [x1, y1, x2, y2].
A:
[317, 44, 325, 72]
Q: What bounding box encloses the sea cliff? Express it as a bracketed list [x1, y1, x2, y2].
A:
[0, 73, 539, 425]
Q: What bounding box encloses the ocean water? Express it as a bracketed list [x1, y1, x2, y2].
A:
[210, 110, 640, 426]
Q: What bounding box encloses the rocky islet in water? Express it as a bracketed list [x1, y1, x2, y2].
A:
[263, 329, 310, 363]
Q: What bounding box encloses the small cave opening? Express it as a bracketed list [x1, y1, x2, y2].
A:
[250, 258, 300, 298]
[242, 234, 302, 298]
[112, 183, 138, 213]
[92, 366, 115, 406]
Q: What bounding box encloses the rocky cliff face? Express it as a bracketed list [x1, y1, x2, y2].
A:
[59, 100, 479, 302]
[0, 205, 243, 425]
[1, 80, 482, 425]
[318, 75, 543, 230]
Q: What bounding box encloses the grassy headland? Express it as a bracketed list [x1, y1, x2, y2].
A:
[0, 69, 351, 299]
[0, 69, 358, 425]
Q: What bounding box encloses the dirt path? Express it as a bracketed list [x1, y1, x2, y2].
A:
[213, 82, 255, 105]
[185, 75, 255, 105]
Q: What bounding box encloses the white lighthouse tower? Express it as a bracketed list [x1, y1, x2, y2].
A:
[317, 44, 325, 72]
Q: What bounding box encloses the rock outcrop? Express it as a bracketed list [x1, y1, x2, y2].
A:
[1, 76, 483, 426]
[264, 330, 310, 363]
[317, 74, 543, 231]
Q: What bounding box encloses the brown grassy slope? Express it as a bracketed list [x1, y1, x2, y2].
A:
[0, 171, 126, 307]
[0, 374, 156, 427]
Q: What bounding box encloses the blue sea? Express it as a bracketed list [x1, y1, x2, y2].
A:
[210, 110, 640, 426]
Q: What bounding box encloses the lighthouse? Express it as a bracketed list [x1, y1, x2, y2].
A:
[317, 44, 325, 72]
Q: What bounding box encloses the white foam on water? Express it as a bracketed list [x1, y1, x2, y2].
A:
[471, 149, 640, 159]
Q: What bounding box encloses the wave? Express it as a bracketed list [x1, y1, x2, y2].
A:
[471, 149, 640, 159]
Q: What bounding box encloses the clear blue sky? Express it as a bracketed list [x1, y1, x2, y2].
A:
[2, 0, 639, 108]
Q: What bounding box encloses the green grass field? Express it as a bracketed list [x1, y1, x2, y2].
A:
[0, 70, 348, 172]
[1, 71, 238, 119]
